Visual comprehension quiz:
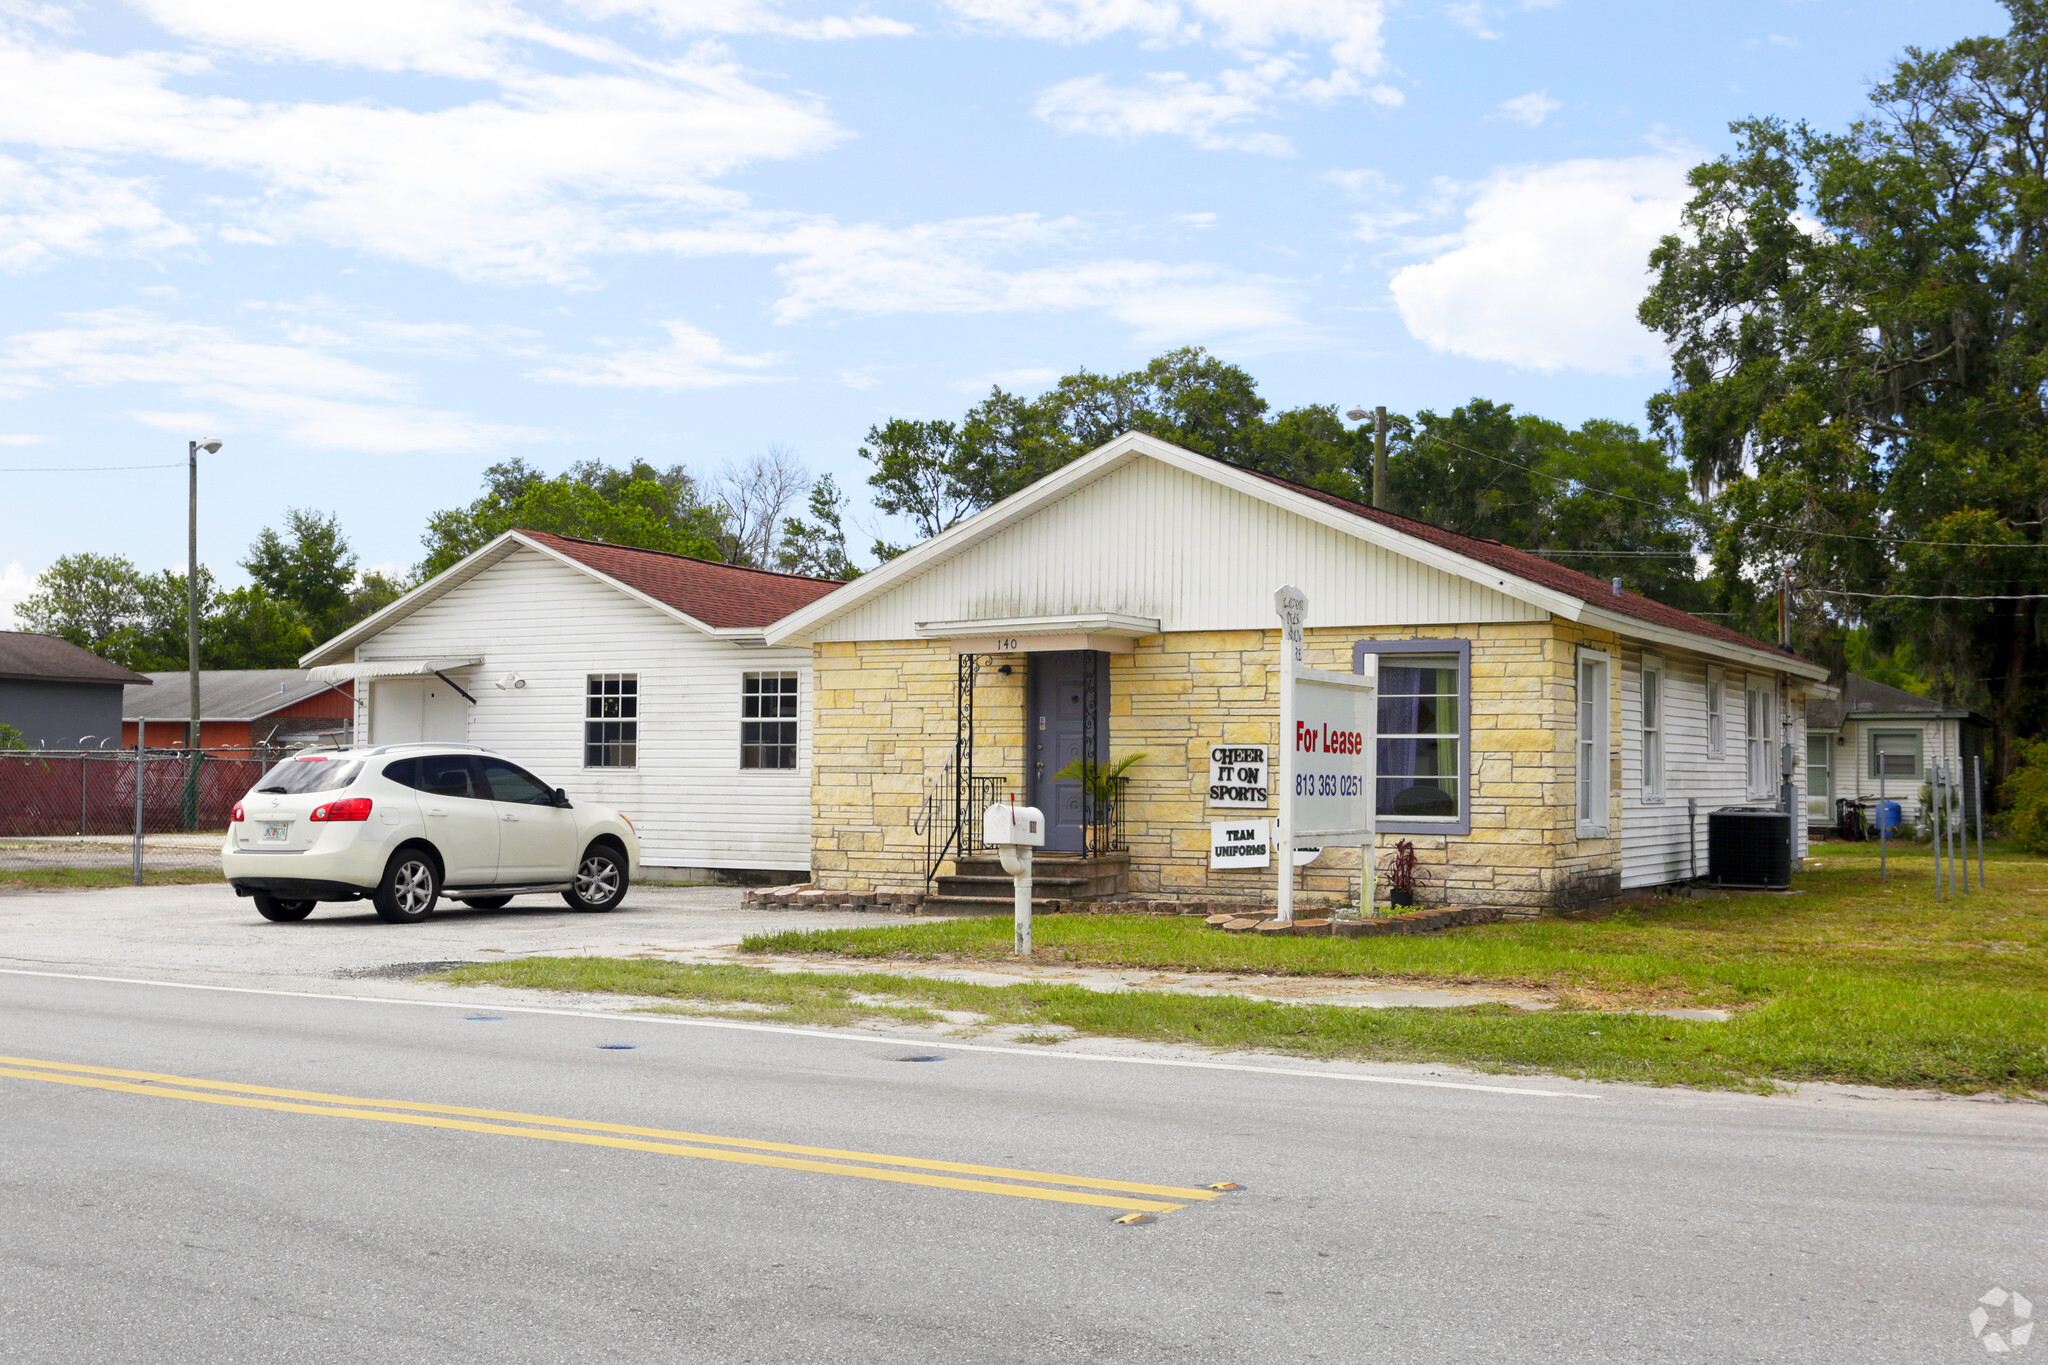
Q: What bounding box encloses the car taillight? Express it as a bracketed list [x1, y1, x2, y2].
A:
[231, 803, 245, 823]
[310, 797, 373, 822]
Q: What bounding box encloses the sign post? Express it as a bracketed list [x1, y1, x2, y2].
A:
[1272, 586, 1375, 925]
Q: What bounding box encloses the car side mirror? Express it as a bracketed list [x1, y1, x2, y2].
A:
[553, 787, 572, 808]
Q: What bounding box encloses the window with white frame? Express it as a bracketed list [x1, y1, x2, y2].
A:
[1576, 651, 1610, 833]
[585, 674, 638, 768]
[1705, 666, 1725, 758]
[1376, 654, 1462, 821]
[741, 671, 799, 770]
[1640, 659, 1665, 801]
[1745, 682, 1775, 796]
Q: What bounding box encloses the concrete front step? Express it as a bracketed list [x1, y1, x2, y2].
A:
[932, 874, 1095, 899]
[949, 854, 1129, 900]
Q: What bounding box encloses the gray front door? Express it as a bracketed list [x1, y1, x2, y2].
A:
[1026, 651, 1102, 853]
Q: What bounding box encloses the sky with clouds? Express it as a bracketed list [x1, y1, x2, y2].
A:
[0, 0, 2008, 624]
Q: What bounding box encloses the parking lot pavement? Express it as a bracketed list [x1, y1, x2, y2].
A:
[0, 880, 896, 993]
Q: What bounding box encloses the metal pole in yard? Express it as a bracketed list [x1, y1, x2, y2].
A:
[1878, 767, 1887, 884]
[132, 726, 144, 886]
[1931, 761, 1944, 901]
[79, 751, 88, 836]
[1947, 759, 1963, 893]
[1974, 754, 1986, 889]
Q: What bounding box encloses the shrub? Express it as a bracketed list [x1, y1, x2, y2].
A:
[1999, 739, 2048, 853]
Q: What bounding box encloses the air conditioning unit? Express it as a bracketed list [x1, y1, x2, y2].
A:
[1707, 806, 1793, 890]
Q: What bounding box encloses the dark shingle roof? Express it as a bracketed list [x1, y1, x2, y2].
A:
[1806, 673, 1968, 729]
[519, 531, 843, 629]
[0, 632, 151, 686]
[1227, 463, 1808, 663]
[124, 669, 345, 722]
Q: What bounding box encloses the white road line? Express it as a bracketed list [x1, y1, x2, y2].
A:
[0, 966, 1601, 1101]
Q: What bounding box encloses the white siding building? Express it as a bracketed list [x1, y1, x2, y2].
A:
[1804, 674, 1991, 833]
[302, 531, 840, 878]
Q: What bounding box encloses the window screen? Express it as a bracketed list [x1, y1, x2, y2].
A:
[1870, 730, 1921, 779]
[1376, 656, 1461, 819]
[585, 674, 638, 768]
[742, 672, 799, 770]
[1640, 663, 1664, 800]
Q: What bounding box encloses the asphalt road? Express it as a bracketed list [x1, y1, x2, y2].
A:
[3, 955, 2045, 1364]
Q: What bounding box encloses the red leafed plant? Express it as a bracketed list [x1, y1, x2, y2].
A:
[1383, 839, 1420, 907]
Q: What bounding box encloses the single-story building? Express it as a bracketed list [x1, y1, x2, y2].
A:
[1803, 673, 1991, 831]
[0, 631, 150, 748]
[299, 529, 841, 880]
[763, 432, 1830, 910]
[122, 669, 355, 754]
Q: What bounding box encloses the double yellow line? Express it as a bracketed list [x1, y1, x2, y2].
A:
[0, 1054, 1228, 1216]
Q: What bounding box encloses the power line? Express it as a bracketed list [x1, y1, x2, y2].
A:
[1421, 433, 2048, 551]
[1800, 586, 2048, 601]
[0, 462, 183, 472]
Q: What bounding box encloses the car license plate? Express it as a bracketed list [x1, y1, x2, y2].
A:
[261, 822, 290, 842]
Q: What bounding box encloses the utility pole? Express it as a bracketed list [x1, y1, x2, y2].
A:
[1778, 568, 1790, 649]
[188, 439, 200, 753]
[1373, 406, 1388, 511]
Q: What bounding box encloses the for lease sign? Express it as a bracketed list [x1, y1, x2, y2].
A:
[1208, 745, 1269, 807]
[1290, 678, 1371, 836]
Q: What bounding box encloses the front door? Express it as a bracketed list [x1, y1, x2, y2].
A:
[1026, 651, 1102, 853]
[370, 677, 468, 745]
[1806, 734, 1833, 823]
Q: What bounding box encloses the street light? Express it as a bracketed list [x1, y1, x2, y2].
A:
[1344, 407, 1387, 511]
[188, 438, 220, 753]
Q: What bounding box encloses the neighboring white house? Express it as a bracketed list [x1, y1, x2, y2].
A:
[763, 431, 1831, 907]
[301, 530, 841, 879]
[1804, 673, 1992, 831]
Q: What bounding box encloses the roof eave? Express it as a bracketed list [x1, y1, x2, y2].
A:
[1576, 604, 1829, 681]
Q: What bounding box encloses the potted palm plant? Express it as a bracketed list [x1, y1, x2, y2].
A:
[1053, 752, 1145, 855]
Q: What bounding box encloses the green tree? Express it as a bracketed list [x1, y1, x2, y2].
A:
[16, 555, 314, 670]
[243, 509, 357, 637]
[207, 586, 315, 669]
[1640, 0, 2048, 764]
[418, 458, 726, 578]
[775, 474, 860, 580]
[17, 553, 142, 648]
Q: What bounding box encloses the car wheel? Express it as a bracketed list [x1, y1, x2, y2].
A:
[373, 848, 440, 924]
[563, 845, 628, 912]
[252, 894, 315, 923]
[460, 895, 513, 910]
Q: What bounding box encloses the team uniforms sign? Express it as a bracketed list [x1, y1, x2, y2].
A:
[1209, 819, 1271, 869]
[1208, 745, 1269, 807]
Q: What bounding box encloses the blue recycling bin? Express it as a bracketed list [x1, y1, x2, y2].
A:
[1875, 800, 1902, 832]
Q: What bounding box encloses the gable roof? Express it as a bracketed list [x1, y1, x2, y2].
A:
[764, 431, 1828, 681]
[1806, 673, 1980, 728]
[0, 632, 150, 686]
[301, 529, 843, 667]
[124, 669, 347, 723]
[517, 531, 842, 630]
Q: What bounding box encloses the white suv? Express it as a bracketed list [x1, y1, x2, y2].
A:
[222, 744, 640, 925]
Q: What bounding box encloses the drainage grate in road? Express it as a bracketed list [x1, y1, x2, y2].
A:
[335, 961, 479, 980]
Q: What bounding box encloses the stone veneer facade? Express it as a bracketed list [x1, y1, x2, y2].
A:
[809, 617, 1629, 910]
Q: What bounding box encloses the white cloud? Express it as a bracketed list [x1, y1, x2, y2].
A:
[0, 432, 45, 444]
[1, 309, 542, 452]
[0, 155, 193, 270]
[1034, 69, 1294, 154]
[572, 0, 914, 40]
[1495, 89, 1559, 127]
[1388, 154, 1690, 374]
[534, 320, 776, 388]
[1445, 2, 1499, 38]
[0, 560, 32, 631]
[0, 23, 845, 284]
[947, 0, 1400, 151]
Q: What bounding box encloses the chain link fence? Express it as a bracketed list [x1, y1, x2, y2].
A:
[0, 747, 274, 878]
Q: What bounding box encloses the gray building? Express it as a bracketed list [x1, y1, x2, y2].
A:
[0, 633, 152, 749]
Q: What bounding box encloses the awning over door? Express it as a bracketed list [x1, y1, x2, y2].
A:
[306, 658, 481, 684]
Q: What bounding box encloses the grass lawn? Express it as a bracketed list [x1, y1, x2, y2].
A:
[440, 841, 2048, 1096]
[0, 867, 224, 890]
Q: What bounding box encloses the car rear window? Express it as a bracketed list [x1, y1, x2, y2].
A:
[251, 756, 363, 795]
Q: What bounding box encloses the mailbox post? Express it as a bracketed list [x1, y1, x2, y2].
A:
[983, 802, 1045, 956]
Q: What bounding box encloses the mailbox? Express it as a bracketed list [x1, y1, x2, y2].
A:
[982, 803, 1045, 849]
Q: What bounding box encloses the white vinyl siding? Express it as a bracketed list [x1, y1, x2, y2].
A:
[1576, 650, 1610, 835]
[1621, 653, 1807, 889]
[812, 455, 1544, 642]
[350, 546, 812, 872]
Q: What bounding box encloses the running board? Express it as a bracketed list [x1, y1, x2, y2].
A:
[444, 882, 573, 895]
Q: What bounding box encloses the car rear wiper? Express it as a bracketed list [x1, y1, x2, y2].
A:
[256, 786, 290, 793]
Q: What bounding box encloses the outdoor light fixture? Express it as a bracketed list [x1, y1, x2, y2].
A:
[195, 437, 222, 454]
[1344, 406, 1368, 421]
